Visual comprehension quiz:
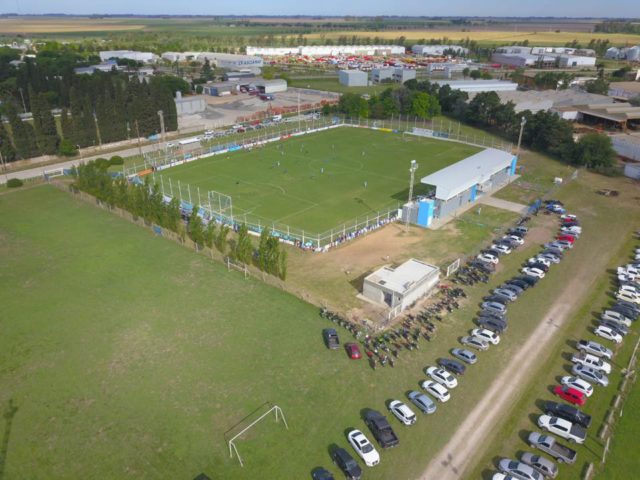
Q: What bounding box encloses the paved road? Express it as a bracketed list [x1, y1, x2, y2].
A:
[478, 195, 529, 215]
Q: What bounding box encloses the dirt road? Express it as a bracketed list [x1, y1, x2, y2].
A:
[418, 238, 614, 480]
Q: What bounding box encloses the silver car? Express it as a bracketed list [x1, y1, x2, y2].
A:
[577, 339, 613, 360]
[407, 391, 436, 414]
[498, 458, 543, 480]
[520, 452, 558, 479]
[481, 301, 507, 315]
[451, 348, 478, 364]
[460, 336, 490, 351]
[571, 364, 609, 387]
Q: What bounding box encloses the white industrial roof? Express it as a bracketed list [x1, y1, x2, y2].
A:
[420, 148, 514, 201]
[365, 259, 439, 295]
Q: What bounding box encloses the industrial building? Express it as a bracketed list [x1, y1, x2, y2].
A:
[160, 52, 263, 70]
[202, 81, 240, 96]
[416, 147, 517, 225]
[574, 103, 640, 132]
[613, 135, 640, 162]
[174, 92, 206, 115]
[605, 46, 640, 61]
[433, 79, 518, 94]
[73, 62, 120, 75]
[371, 68, 394, 83]
[247, 45, 405, 56]
[608, 82, 640, 101]
[491, 46, 596, 69]
[161, 51, 202, 62]
[339, 70, 368, 87]
[412, 45, 469, 56]
[362, 259, 440, 317]
[253, 79, 287, 94]
[99, 50, 158, 64]
[427, 62, 473, 74]
[624, 163, 640, 180]
[393, 68, 416, 84]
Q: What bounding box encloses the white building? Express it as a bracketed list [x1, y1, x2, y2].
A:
[433, 79, 518, 93]
[624, 163, 640, 179]
[99, 50, 158, 64]
[605, 46, 640, 61]
[362, 259, 440, 316]
[253, 79, 287, 94]
[393, 68, 416, 83]
[339, 70, 368, 87]
[371, 68, 394, 83]
[557, 54, 596, 68]
[247, 45, 405, 56]
[492, 45, 596, 69]
[161, 51, 203, 62]
[174, 92, 206, 115]
[196, 52, 263, 70]
[412, 45, 469, 56]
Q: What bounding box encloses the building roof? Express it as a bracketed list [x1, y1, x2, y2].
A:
[609, 82, 640, 97]
[576, 103, 640, 122]
[469, 89, 614, 113]
[253, 79, 287, 87]
[365, 259, 439, 295]
[433, 79, 518, 93]
[420, 148, 514, 201]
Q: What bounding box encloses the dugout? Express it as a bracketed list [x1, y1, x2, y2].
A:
[363, 259, 440, 317]
[419, 148, 517, 225]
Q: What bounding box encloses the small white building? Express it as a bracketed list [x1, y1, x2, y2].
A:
[433, 79, 518, 93]
[363, 259, 440, 315]
[371, 68, 394, 83]
[624, 163, 640, 180]
[174, 92, 206, 115]
[99, 50, 158, 64]
[393, 68, 416, 84]
[412, 45, 469, 56]
[339, 70, 368, 87]
[253, 79, 287, 94]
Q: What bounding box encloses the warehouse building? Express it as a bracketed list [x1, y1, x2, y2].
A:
[605, 46, 640, 61]
[161, 51, 202, 62]
[202, 81, 240, 96]
[196, 53, 263, 70]
[412, 45, 469, 56]
[339, 70, 368, 87]
[575, 103, 640, 132]
[99, 50, 158, 63]
[174, 92, 206, 115]
[491, 46, 596, 68]
[247, 45, 405, 56]
[624, 163, 640, 180]
[362, 259, 440, 317]
[417, 148, 517, 224]
[613, 135, 640, 162]
[253, 79, 288, 94]
[393, 68, 416, 84]
[608, 82, 640, 101]
[371, 68, 394, 83]
[433, 79, 518, 93]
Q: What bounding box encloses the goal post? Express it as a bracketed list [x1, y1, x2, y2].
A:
[446, 258, 461, 277]
[226, 403, 288, 467]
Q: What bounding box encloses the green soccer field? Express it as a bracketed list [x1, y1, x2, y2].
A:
[155, 127, 481, 234]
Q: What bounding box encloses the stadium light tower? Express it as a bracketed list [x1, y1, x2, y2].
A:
[405, 159, 419, 230]
[516, 116, 527, 157]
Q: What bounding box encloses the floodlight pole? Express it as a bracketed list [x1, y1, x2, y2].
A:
[516, 116, 527, 157]
[405, 159, 419, 231]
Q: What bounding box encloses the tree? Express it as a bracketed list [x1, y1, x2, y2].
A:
[572, 133, 617, 170]
[7, 104, 38, 159]
[188, 205, 205, 248]
[214, 224, 230, 254]
[201, 58, 213, 80]
[469, 69, 482, 80]
[0, 120, 16, 163]
[337, 93, 369, 118]
[585, 78, 609, 95]
[57, 138, 77, 156]
[234, 223, 253, 264]
[411, 92, 441, 120]
[204, 221, 216, 249]
[258, 228, 270, 271]
[462, 67, 470, 79]
[30, 90, 59, 155]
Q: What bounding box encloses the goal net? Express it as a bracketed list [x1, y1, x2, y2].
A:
[225, 403, 288, 467]
[43, 167, 65, 180]
[446, 258, 461, 277]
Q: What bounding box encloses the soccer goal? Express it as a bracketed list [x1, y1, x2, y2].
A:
[43, 167, 65, 180]
[226, 403, 288, 467]
[446, 258, 461, 277]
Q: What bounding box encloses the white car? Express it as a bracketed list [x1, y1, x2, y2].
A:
[471, 328, 501, 345]
[539, 253, 561, 264]
[561, 376, 593, 397]
[425, 366, 458, 389]
[594, 325, 623, 344]
[537, 415, 586, 444]
[619, 284, 640, 295]
[478, 253, 499, 265]
[561, 227, 581, 236]
[602, 310, 632, 328]
[616, 291, 640, 304]
[529, 257, 551, 267]
[347, 429, 380, 467]
[505, 235, 524, 245]
[561, 214, 578, 221]
[522, 267, 545, 279]
[460, 335, 490, 351]
[491, 244, 512, 255]
[388, 400, 416, 426]
[421, 380, 450, 403]
[572, 352, 612, 374]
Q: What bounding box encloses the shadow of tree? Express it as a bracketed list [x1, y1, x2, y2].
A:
[0, 399, 19, 480]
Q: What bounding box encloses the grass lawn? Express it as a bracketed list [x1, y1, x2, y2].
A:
[154, 126, 480, 234]
[289, 77, 392, 96]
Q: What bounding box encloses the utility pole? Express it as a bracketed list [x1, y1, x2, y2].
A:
[516, 116, 527, 157]
[405, 159, 419, 231]
[93, 113, 102, 147]
[135, 120, 143, 157]
[18, 87, 27, 114]
[0, 149, 7, 182]
[297, 91, 301, 132]
[158, 110, 166, 146]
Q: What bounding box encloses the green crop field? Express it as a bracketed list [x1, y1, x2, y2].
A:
[154, 126, 480, 234]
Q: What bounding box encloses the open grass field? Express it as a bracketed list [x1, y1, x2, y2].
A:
[289, 78, 393, 96]
[154, 126, 480, 234]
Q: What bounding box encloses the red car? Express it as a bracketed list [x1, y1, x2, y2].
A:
[345, 343, 361, 360]
[556, 234, 576, 244]
[553, 385, 586, 406]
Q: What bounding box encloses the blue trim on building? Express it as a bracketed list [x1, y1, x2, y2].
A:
[470, 184, 478, 202]
[417, 199, 435, 227]
[510, 156, 518, 176]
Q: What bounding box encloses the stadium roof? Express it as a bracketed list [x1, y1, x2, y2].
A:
[365, 259, 439, 295]
[420, 148, 514, 201]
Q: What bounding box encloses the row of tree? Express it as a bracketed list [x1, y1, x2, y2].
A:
[72, 160, 287, 280]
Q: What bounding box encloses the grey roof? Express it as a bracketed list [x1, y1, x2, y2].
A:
[365, 259, 439, 295]
[420, 148, 514, 201]
[468, 89, 614, 113]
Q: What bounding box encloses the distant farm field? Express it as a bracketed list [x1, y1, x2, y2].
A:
[155, 126, 480, 234]
[0, 18, 145, 33]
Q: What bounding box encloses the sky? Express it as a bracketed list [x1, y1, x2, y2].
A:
[6, 0, 640, 18]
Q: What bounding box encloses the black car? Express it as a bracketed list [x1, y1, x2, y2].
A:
[600, 319, 629, 336]
[515, 275, 539, 286]
[506, 279, 530, 291]
[469, 260, 495, 273]
[479, 309, 507, 321]
[483, 294, 510, 305]
[528, 262, 550, 273]
[322, 328, 340, 349]
[615, 300, 640, 315]
[511, 226, 529, 236]
[477, 316, 507, 333]
[363, 410, 399, 448]
[563, 221, 580, 228]
[438, 357, 466, 375]
[500, 283, 524, 296]
[611, 304, 640, 320]
[542, 247, 564, 257]
[331, 447, 362, 480]
[544, 401, 592, 429]
[545, 199, 564, 206]
[312, 467, 335, 480]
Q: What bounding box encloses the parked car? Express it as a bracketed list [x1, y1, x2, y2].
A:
[421, 380, 450, 403]
[544, 241, 568, 251]
[601, 310, 632, 328]
[388, 400, 416, 426]
[594, 325, 623, 344]
[528, 262, 549, 273]
[323, 328, 340, 349]
[507, 278, 530, 290]
[520, 452, 558, 479]
[512, 226, 529, 236]
[498, 458, 544, 480]
[498, 284, 523, 296]
[478, 253, 500, 264]
[515, 275, 539, 286]
[345, 343, 361, 359]
[556, 235, 576, 244]
[528, 257, 551, 267]
[542, 247, 564, 258]
[477, 316, 508, 333]
[311, 467, 335, 480]
[616, 291, 640, 304]
[544, 401, 592, 429]
[470, 260, 495, 273]
[527, 432, 577, 464]
[331, 447, 362, 480]
[483, 294, 511, 305]
[460, 336, 489, 351]
[407, 391, 436, 414]
[571, 352, 612, 374]
[505, 235, 525, 245]
[471, 328, 501, 345]
[481, 301, 507, 315]
[363, 410, 399, 449]
[537, 415, 586, 444]
[577, 339, 613, 360]
[610, 303, 639, 320]
[479, 308, 507, 321]
[553, 385, 586, 406]
[438, 358, 466, 376]
[619, 284, 640, 296]
[426, 366, 458, 388]
[572, 364, 609, 387]
[561, 376, 593, 397]
[451, 348, 478, 364]
[538, 253, 561, 264]
[347, 429, 380, 467]
[599, 319, 629, 336]
[522, 267, 545, 279]
[491, 244, 512, 255]
[494, 288, 518, 301]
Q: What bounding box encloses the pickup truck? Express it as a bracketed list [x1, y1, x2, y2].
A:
[322, 328, 340, 350]
[537, 415, 586, 444]
[571, 352, 611, 374]
[364, 410, 399, 449]
[528, 432, 577, 464]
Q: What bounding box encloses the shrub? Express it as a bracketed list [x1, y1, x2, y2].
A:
[94, 158, 110, 170]
[109, 155, 124, 166]
[6, 178, 23, 188]
[58, 138, 78, 157]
